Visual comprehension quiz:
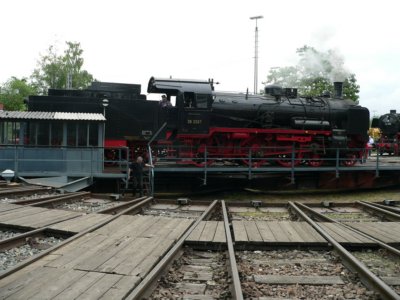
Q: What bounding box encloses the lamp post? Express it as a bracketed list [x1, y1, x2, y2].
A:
[102, 99, 109, 148]
[250, 15, 263, 94]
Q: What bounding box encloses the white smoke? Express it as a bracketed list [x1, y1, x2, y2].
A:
[327, 49, 351, 82]
[299, 47, 351, 82]
[305, 27, 352, 82]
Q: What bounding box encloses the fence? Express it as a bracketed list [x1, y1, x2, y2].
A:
[0, 145, 130, 178]
[147, 144, 393, 188]
[0, 143, 394, 196]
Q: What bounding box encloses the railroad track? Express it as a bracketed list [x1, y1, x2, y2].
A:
[238, 249, 376, 299]
[308, 200, 400, 222]
[126, 200, 243, 299]
[1, 198, 400, 299]
[141, 201, 210, 219]
[353, 249, 400, 294]
[14, 191, 89, 206]
[0, 186, 54, 203]
[150, 248, 231, 299]
[4, 188, 150, 214]
[0, 227, 71, 272]
[290, 202, 400, 299]
[229, 204, 294, 222]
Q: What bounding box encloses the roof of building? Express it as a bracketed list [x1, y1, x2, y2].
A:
[0, 111, 106, 121]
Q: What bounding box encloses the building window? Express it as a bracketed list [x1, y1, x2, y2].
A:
[37, 122, 50, 146]
[0, 121, 20, 144]
[67, 123, 76, 146]
[26, 122, 35, 145]
[78, 123, 88, 146]
[51, 122, 63, 146]
[89, 123, 98, 146]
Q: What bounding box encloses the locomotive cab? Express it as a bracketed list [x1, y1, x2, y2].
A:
[176, 91, 212, 134]
[147, 77, 214, 134]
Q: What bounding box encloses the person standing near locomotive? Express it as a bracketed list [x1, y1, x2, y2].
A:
[367, 135, 375, 157]
[129, 156, 153, 197]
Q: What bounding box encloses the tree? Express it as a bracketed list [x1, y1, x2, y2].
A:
[265, 45, 360, 102]
[63, 42, 94, 90]
[31, 42, 94, 94]
[0, 77, 37, 110]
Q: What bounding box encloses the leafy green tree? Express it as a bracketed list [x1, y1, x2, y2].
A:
[63, 41, 94, 90]
[31, 42, 94, 94]
[265, 45, 360, 102]
[31, 45, 64, 94]
[0, 77, 38, 110]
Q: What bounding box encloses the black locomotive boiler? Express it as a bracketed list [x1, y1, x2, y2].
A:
[148, 77, 370, 167]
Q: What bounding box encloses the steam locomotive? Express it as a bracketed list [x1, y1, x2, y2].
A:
[372, 110, 400, 155]
[27, 77, 370, 167]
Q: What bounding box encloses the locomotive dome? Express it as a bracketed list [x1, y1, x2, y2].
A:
[264, 84, 283, 96]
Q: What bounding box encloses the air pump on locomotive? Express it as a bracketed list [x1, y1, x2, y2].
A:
[27, 77, 370, 167]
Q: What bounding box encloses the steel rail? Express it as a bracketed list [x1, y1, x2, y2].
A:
[28, 192, 91, 207]
[96, 196, 147, 214]
[125, 200, 218, 300]
[296, 202, 400, 256]
[0, 227, 72, 251]
[221, 200, 243, 300]
[13, 191, 90, 205]
[360, 201, 400, 215]
[0, 186, 51, 196]
[288, 201, 400, 300]
[356, 201, 400, 221]
[0, 196, 153, 280]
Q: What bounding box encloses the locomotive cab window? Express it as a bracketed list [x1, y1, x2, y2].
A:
[196, 94, 209, 109]
[183, 92, 210, 109]
[184, 92, 196, 108]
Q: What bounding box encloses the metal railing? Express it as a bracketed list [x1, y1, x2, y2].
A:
[0, 145, 130, 179]
[147, 144, 397, 181]
[141, 141, 400, 195]
[147, 123, 167, 196]
[150, 144, 370, 164]
[2, 143, 397, 196]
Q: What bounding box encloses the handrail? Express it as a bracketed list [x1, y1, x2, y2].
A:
[147, 122, 167, 196]
[0, 142, 390, 192]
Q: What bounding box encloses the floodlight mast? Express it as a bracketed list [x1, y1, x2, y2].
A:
[250, 15, 263, 94]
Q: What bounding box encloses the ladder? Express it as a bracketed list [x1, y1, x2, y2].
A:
[120, 174, 150, 196]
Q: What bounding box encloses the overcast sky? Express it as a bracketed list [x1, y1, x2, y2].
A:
[1, 0, 399, 116]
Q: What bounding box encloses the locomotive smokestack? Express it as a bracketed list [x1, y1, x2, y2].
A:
[333, 82, 343, 99]
[390, 109, 397, 114]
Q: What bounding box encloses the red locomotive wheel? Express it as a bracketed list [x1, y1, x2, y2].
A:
[193, 160, 215, 167]
[240, 141, 268, 168]
[308, 153, 323, 167]
[276, 153, 303, 168]
[342, 153, 357, 167]
[242, 159, 268, 168]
